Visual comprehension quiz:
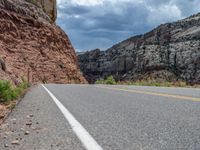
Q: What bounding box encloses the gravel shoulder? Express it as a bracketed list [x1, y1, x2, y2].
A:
[0, 85, 84, 150]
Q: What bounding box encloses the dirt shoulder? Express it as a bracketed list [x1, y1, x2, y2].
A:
[0, 86, 31, 125]
[0, 101, 17, 124]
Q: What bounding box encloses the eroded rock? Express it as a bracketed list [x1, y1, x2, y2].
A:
[0, 0, 86, 84]
[25, 0, 57, 22]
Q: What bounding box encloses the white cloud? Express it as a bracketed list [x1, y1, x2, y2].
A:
[57, 0, 105, 7]
[57, 0, 143, 7]
[56, 0, 200, 51]
[57, 0, 65, 5]
[147, 4, 182, 26]
[70, 0, 105, 6]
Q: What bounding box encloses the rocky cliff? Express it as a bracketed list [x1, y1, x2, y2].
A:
[78, 13, 200, 84]
[25, 0, 57, 22]
[0, 0, 86, 84]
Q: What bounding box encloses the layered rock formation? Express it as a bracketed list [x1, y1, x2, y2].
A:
[78, 13, 200, 84]
[0, 0, 86, 84]
[25, 0, 57, 22]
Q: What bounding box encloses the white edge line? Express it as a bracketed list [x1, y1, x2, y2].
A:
[41, 84, 103, 150]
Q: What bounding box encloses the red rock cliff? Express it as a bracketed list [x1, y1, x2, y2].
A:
[0, 0, 86, 84]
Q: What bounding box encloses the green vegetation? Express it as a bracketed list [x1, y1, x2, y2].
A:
[95, 76, 116, 85]
[95, 75, 188, 87]
[0, 80, 30, 103]
[122, 79, 187, 87]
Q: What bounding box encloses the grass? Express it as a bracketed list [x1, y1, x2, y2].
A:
[121, 79, 187, 87]
[95, 75, 189, 87]
[95, 76, 116, 85]
[0, 80, 30, 103]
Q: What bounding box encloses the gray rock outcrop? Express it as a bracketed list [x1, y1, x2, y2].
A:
[78, 13, 200, 84]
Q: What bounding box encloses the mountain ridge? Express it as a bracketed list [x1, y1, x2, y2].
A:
[78, 12, 200, 84]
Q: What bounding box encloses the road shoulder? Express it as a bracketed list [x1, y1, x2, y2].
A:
[0, 85, 84, 150]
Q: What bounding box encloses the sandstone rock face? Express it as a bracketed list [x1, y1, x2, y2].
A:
[78, 13, 200, 84]
[25, 0, 57, 22]
[0, 0, 51, 22]
[0, 0, 86, 84]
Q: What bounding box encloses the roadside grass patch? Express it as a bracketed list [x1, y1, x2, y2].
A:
[123, 80, 187, 87]
[95, 76, 189, 87]
[95, 76, 116, 85]
[0, 80, 30, 103]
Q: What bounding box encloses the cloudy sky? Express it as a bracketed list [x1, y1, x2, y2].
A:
[56, 0, 200, 51]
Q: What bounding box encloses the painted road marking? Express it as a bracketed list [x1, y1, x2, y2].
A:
[97, 86, 200, 102]
[42, 85, 103, 150]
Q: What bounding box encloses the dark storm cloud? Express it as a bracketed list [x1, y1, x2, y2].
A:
[57, 0, 200, 51]
[58, 5, 90, 15]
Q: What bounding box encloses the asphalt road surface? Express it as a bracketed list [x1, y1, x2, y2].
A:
[1, 84, 200, 150]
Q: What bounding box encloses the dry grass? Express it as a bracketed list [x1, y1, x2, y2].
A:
[95, 76, 200, 88]
[121, 79, 188, 87]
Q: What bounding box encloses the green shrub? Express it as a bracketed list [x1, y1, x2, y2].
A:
[95, 80, 104, 84]
[0, 80, 30, 103]
[0, 81, 14, 103]
[123, 79, 187, 87]
[19, 78, 31, 89]
[104, 76, 116, 85]
[95, 76, 188, 87]
[95, 76, 116, 85]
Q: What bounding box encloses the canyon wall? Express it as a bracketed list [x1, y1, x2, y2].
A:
[0, 0, 86, 84]
[25, 0, 57, 22]
[78, 13, 200, 84]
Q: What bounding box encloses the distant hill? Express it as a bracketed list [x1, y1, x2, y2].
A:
[78, 12, 200, 84]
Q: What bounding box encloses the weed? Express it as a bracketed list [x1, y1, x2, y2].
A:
[0, 80, 30, 103]
[95, 76, 116, 85]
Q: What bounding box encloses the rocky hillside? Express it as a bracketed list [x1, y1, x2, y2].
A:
[25, 0, 57, 22]
[78, 12, 200, 84]
[0, 0, 86, 84]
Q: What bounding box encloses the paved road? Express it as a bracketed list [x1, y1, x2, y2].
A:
[1, 84, 200, 150]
